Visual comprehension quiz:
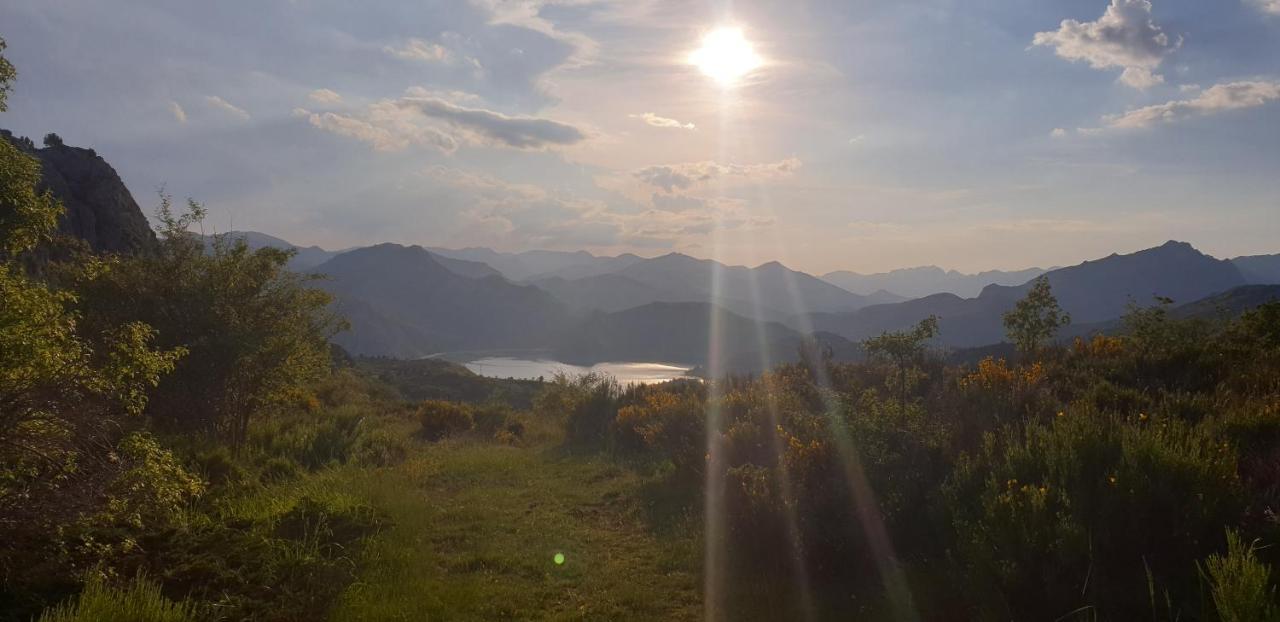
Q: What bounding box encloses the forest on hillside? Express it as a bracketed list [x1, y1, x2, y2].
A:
[4, 35, 1280, 622]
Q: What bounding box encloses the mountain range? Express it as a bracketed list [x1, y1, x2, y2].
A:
[12, 131, 1280, 371]
[821, 265, 1049, 298]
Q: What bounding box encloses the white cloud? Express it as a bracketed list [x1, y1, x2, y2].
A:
[169, 101, 187, 123]
[629, 112, 695, 130]
[634, 158, 803, 192]
[1050, 127, 1068, 138]
[1032, 0, 1181, 89]
[1101, 80, 1280, 129]
[399, 96, 587, 149]
[1179, 83, 1202, 93]
[1248, 0, 1280, 15]
[205, 95, 250, 120]
[308, 88, 342, 105]
[294, 106, 458, 152]
[296, 91, 584, 152]
[385, 38, 452, 63]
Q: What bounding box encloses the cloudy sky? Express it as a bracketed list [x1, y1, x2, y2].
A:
[2, 0, 1278, 273]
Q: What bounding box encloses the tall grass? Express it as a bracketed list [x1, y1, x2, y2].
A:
[37, 574, 195, 622]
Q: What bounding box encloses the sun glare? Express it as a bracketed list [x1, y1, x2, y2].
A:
[690, 27, 762, 86]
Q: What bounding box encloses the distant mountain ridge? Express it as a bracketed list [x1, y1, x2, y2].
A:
[811, 241, 1252, 348]
[822, 265, 1049, 299]
[311, 243, 571, 357]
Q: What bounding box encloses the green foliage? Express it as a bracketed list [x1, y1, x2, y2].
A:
[417, 400, 474, 441]
[539, 373, 624, 448]
[863, 315, 939, 412]
[37, 573, 195, 622]
[1202, 531, 1279, 622]
[0, 37, 15, 113]
[41, 133, 63, 148]
[100, 433, 204, 529]
[75, 193, 344, 444]
[0, 137, 60, 258]
[1004, 276, 1071, 356]
[947, 411, 1242, 619]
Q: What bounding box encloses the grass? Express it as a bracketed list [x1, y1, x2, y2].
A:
[237, 433, 700, 621]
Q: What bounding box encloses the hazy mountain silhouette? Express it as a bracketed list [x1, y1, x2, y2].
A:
[811, 241, 1248, 348]
[1231, 254, 1280, 285]
[426, 247, 632, 282]
[821, 265, 1048, 299]
[537, 252, 896, 321]
[221, 231, 503, 279]
[312, 244, 572, 355]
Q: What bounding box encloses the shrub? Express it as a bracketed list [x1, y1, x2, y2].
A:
[417, 400, 473, 441]
[947, 411, 1244, 619]
[472, 400, 514, 438]
[37, 573, 195, 622]
[1202, 530, 1278, 622]
[101, 432, 205, 529]
[259, 456, 301, 483]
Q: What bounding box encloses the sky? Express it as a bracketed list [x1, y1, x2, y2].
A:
[1, 0, 1278, 274]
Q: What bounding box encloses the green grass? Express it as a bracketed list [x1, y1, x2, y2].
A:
[318, 439, 700, 621]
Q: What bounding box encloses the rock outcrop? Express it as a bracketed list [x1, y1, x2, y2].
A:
[2, 130, 155, 254]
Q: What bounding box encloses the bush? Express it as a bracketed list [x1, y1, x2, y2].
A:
[259, 456, 302, 483]
[472, 401, 514, 438]
[1203, 530, 1279, 622]
[38, 573, 195, 622]
[417, 400, 473, 441]
[947, 411, 1244, 620]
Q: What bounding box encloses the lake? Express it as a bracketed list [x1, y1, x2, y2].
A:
[463, 358, 692, 384]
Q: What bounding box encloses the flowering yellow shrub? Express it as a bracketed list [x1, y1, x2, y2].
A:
[1073, 334, 1126, 358]
[960, 357, 1044, 391]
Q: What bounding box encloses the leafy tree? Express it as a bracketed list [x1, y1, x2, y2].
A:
[0, 37, 15, 113]
[1003, 276, 1070, 356]
[0, 52, 182, 529]
[42, 133, 62, 148]
[75, 193, 345, 445]
[862, 315, 938, 413]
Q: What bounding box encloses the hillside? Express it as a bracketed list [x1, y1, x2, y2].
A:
[313, 244, 573, 354]
[542, 253, 890, 322]
[811, 241, 1249, 347]
[822, 265, 1048, 298]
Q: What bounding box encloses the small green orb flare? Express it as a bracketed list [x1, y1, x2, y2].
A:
[553, 552, 566, 565]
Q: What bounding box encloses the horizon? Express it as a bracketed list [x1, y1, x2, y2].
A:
[1, 0, 1277, 273]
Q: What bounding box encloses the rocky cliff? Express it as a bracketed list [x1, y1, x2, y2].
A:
[2, 130, 155, 254]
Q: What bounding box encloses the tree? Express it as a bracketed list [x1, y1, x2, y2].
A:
[1003, 276, 1069, 357]
[0, 37, 15, 113]
[41, 133, 62, 148]
[863, 315, 939, 413]
[1, 51, 182, 522]
[75, 193, 346, 445]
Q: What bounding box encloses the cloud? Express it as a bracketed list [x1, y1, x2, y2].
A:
[1101, 80, 1280, 129]
[650, 193, 705, 212]
[1248, 0, 1280, 15]
[1050, 127, 1068, 138]
[308, 88, 342, 105]
[169, 101, 187, 123]
[294, 107, 458, 152]
[634, 158, 803, 192]
[400, 96, 587, 149]
[629, 112, 695, 130]
[205, 95, 251, 120]
[384, 38, 452, 63]
[1032, 0, 1181, 89]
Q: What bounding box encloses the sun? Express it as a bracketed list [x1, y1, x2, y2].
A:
[690, 27, 762, 86]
